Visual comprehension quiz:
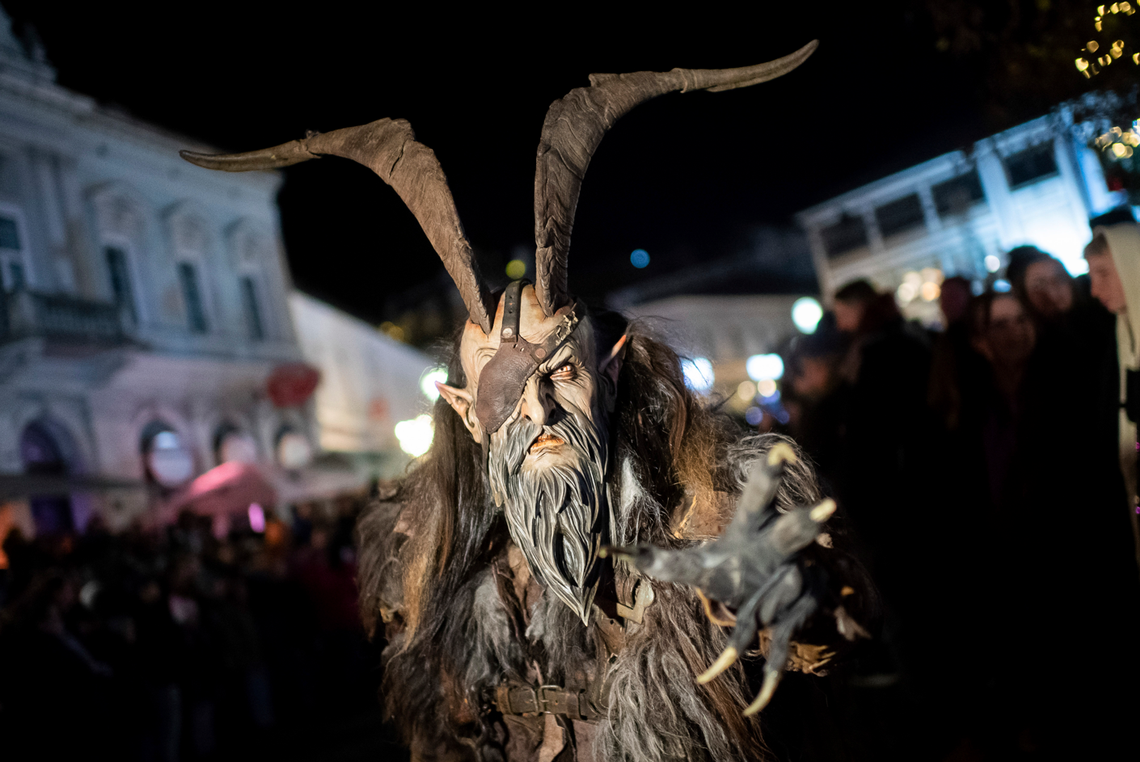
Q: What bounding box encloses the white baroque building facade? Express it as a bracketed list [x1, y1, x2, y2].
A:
[796, 111, 1131, 324]
[0, 13, 315, 533]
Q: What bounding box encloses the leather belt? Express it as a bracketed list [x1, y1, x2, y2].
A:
[493, 683, 600, 721]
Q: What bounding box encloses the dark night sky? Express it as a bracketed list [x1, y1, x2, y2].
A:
[6, 2, 1071, 323]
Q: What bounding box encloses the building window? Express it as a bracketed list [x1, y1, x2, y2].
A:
[214, 424, 258, 465]
[105, 246, 137, 322]
[932, 171, 985, 217]
[1004, 144, 1058, 189]
[821, 214, 868, 259]
[240, 276, 265, 341]
[7, 261, 23, 290]
[0, 214, 27, 292]
[875, 194, 926, 238]
[140, 421, 194, 489]
[0, 216, 18, 249]
[178, 262, 209, 334]
[275, 427, 312, 470]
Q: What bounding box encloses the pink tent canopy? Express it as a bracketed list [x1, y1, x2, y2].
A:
[165, 461, 277, 518]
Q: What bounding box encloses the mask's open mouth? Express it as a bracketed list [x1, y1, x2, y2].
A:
[528, 432, 565, 454]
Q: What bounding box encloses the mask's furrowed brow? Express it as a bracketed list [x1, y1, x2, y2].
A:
[538, 344, 577, 375]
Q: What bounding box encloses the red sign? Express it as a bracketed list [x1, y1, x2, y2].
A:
[368, 397, 389, 421]
[267, 363, 321, 407]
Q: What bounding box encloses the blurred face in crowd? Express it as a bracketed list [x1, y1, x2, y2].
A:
[1087, 252, 1127, 314]
[793, 356, 835, 400]
[939, 278, 972, 325]
[984, 295, 1036, 366]
[833, 300, 863, 333]
[1023, 259, 1073, 318]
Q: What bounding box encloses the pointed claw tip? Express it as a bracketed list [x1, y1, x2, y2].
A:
[598, 545, 633, 562]
[743, 671, 781, 716]
[809, 499, 837, 523]
[766, 443, 797, 467]
[697, 646, 739, 684]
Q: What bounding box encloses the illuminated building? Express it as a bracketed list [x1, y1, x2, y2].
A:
[796, 112, 1132, 325]
[0, 11, 315, 533]
[608, 227, 816, 410]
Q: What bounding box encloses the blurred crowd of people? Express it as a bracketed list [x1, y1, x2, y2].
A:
[779, 211, 1140, 759]
[0, 497, 377, 761]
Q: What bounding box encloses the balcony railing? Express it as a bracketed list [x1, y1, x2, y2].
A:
[0, 289, 129, 345]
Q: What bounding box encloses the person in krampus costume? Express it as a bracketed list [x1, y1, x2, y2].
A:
[183, 40, 874, 761]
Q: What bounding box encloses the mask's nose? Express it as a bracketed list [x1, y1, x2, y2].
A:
[519, 375, 556, 428]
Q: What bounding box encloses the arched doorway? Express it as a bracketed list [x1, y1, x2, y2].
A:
[21, 421, 74, 536]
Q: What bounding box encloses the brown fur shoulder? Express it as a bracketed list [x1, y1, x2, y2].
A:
[355, 493, 413, 639]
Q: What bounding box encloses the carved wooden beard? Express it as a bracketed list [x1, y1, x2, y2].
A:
[486, 402, 609, 624]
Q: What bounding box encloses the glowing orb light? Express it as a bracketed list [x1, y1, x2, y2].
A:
[744, 407, 764, 426]
[395, 414, 434, 457]
[420, 367, 449, 401]
[630, 249, 650, 269]
[248, 503, 266, 533]
[791, 297, 823, 334]
[681, 357, 714, 392]
[746, 353, 784, 381]
[985, 255, 1001, 272]
[505, 259, 527, 280]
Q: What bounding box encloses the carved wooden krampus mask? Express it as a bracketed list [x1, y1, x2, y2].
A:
[182, 42, 818, 622]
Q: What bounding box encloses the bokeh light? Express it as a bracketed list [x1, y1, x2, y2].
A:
[746, 353, 784, 381]
[985, 254, 1001, 272]
[395, 414, 434, 457]
[744, 407, 764, 426]
[420, 367, 448, 401]
[630, 249, 650, 269]
[994, 279, 1012, 293]
[757, 378, 778, 398]
[681, 357, 714, 391]
[791, 297, 823, 334]
[736, 380, 757, 401]
[505, 259, 527, 280]
[921, 267, 944, 285]
[921, 282, 941, 301]
[248, 503, 266, 533]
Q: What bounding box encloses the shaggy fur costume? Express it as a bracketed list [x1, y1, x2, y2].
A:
[357, 318, 870, 762]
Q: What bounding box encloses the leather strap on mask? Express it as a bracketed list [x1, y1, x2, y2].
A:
[475, 280, 580, 434]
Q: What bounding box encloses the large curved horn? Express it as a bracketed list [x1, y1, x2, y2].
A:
[533, 40, 819, 316]
[181, 119, 495, 333]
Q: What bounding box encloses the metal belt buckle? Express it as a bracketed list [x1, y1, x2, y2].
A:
[536, 684, 561, 715]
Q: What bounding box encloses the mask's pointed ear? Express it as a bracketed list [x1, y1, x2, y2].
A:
[436, 382, 483, 444]
[598, 334, 627, 406]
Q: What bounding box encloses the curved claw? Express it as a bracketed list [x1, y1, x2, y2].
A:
[598, 545, 634, 562]
[697, 646, 739, 684]
[809, 498, 836, 523]
[766, 442, 797, 467]
[744, 670, 782, 716]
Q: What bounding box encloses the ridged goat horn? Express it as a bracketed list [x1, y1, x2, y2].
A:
[533, 40, 819, 316]
[181, 118, 495, 334]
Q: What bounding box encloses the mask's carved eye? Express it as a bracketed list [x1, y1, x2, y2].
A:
[550, 363, 576, 382]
